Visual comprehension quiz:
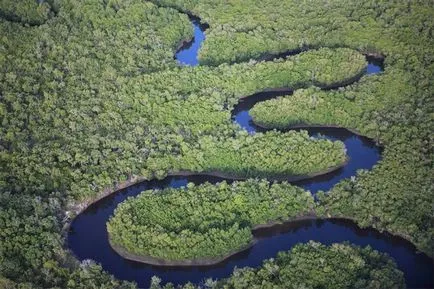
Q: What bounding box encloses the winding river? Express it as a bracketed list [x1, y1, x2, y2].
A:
[68, 15, 434, 288]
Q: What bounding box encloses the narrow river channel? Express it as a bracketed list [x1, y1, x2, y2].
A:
[68, 15, 434, 288]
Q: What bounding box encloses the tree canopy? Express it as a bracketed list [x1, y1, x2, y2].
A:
[108, 180, 314, 261]
[154, 242, 405, 289]
[0, 0, 433, 288]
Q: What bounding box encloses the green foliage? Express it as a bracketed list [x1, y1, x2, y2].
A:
[108, 180, 314, 260]
[157, 242, 405, 289]
[155, 0, 433, 67]
[163, 0, 434, 256]
[249, 56, 434, 256]
[135, 47, 367, 99]
[0, 0, 433, 287]
[0, 192, 137, 288]
[0, 192, 61, 284]
[194, 130, 346, 179]
[250, 68, 411, 134]
[0, 0, 52, 25]
[0, 47, 359, 201]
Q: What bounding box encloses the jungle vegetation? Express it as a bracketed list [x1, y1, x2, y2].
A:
[0, 0, 433, 288]
[107, 180, 314, 261]
[151, 242, 405, 289]
[186, 131, 347, 180]
[250, 61, 433, 255]
[151, 0, 434, 256]
[0, 44, 362, 199]
[0, 0, 53, 25]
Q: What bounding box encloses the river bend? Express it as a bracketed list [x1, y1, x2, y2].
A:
[68, 15, 434, 288]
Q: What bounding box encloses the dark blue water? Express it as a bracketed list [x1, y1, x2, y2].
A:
[68, 175, 433, 289]
[175, 16, 206, 66]
[68, 17, 433, 289]
[366, 56, 384, 74]
[231, 85, 382, 194]
[293, 127, 381, 193]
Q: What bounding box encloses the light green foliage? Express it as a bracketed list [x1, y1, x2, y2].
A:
[0, 0, 433, 288]
[249, 43, 434, 257]
[219, 242, 405, 289]
[195, 130, 346, 179]
[157, 242, 405, 289]
[108, 180, 314, 260]
[135, 47, 367, 100]
[0, 47, 359, 200]
[154, 0, 432, 67]
[153, 0, 434, 257]
[250, 69, 412, 134]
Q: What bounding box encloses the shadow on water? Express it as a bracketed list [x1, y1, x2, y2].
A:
[69, 177, 434, 288]
[68, 16, 433, 289]
[230, 59, 383, 193]
[366, 55, 385, 74]
[175, 16, 207, 66]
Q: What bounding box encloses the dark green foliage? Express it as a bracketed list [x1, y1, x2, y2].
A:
[108, 180, 314, 260]
[155, 242, 405, 289]
[0, 46, 360, 201]
[0, 192, 61, 284]
[0, 0, 52, 25]
[0, 192, 137, 288]
[0, 0, 433, 288]
[250, 59, 434, 256]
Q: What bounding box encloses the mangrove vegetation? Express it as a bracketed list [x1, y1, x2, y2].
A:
[0, 0, 433, 288]
[151, 242, 405, 289]
[108, 180, 314, 262]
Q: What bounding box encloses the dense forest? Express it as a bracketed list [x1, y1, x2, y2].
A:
[108, 180, 314, 262]
[150, 242, 405, 289]
[0, 42, 364, 200]
[0, 0, 433, 288]
[149, 0, 434, 256]
[0, 0, 53, 25]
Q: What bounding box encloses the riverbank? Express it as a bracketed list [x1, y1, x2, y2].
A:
[107, 213, 318, 267]
[107, 212, 424, 267]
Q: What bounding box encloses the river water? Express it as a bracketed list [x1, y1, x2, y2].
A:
[68, 16, 433, 288]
